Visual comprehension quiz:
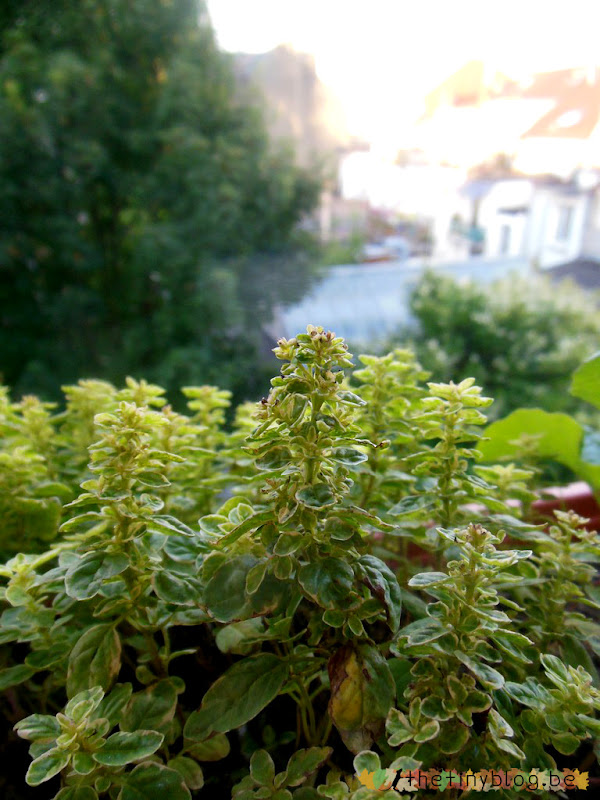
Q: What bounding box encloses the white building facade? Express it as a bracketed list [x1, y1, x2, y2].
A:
[459, 176, 594, 269]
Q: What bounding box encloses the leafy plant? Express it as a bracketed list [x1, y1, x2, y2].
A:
[396, 270, 600, 419]
[481, 351, 600, 491]
[350, 349, 428, 512]
[512, 510, 600, 668]
[389, 523, 560, 769]
[1, 327, 599, 799]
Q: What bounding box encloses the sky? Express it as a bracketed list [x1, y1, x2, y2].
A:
[206, 0, 600, 152]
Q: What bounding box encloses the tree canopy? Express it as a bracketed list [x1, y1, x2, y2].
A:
[0, 0, 322, 401]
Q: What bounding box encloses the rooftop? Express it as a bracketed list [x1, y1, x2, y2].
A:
[274, 257, 531, 345]
[522, 81, 600, 139]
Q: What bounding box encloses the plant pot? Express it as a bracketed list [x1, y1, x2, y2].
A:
[531, 481, 600, 531]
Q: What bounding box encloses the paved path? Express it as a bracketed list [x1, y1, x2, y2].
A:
[276, 256, 531, 345]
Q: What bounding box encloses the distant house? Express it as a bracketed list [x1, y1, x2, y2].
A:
[514, 70, 600, 177]
[581, 178, 600, 257]
[525, 178, 591, 267]
[458, 173, 598, 269]
[460, 178, 530, 258]
[415, 63, 600, 178]
[548, 176, 600, 289]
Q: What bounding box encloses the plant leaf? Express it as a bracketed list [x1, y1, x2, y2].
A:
[295, 484, 336, 509]
[298, 557, 354, 609]
[65, 552, 129, 600]
[286, 747, 332, 786]
[187, 653, 288, 737]
[167, 756, 204, 791]
[204, 555, 257, 622]
[330, 447, 368, 466]
[26, 747, 70, 786]
[121, 680, 178, 733]
[93, 731, 163, 766]
[120, 762, 191, 800]
[67, 624, 121, 697]
[570, 351, 600, 410]
[14, 714, 60, 742]
[0, 664, 35, 690]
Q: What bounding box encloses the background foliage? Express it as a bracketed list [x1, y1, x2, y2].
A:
[397, 270, 600, 420]
[0, 0, 322, 403]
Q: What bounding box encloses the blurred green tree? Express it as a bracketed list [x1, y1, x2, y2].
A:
[0, 0, 321, 402]
[396, 270, 600, 420]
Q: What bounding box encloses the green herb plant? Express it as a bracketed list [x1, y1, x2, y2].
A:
[0, 327, 599, 800]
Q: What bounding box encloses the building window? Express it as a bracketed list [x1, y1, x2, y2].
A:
[499, 223, 511, 255]
[556, 206, 573, 241]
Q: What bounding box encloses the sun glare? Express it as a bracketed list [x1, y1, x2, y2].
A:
[207, 0, 600, 147]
